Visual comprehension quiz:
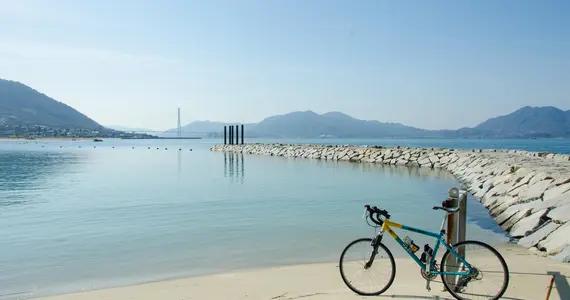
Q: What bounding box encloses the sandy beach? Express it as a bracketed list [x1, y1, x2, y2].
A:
[34, 244, 569, 300]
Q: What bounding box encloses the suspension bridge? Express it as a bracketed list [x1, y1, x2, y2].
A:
[122, 108, 221, 139]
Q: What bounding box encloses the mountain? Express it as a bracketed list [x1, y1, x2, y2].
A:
[470, 106, 570, 138]
[170, 106, 570, 139]
[0, 79, 102, 129]
[247, 110, 430, 138]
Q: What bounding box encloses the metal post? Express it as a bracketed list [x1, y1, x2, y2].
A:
[458, 190, 467, 257]
[224, 126, 227, 145]
[235, 125, 239, 145]
[445, 188, 459, 290]
[229, 126, 233, 145]
[241, 124, 244, 145]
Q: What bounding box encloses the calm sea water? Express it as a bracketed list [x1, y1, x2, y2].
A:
[0, 138, 565, 299]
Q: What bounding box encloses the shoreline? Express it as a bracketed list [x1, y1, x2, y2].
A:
[211, 143, 570, 263]
[0, 137, 123, 142]
[33, 244, 570, 300]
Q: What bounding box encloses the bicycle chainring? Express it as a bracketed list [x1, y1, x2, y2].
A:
[420, 264, 438, 280]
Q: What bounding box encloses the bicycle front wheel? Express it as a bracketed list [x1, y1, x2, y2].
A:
[440, 240, 509, 300]
[339, 238, 396, 296]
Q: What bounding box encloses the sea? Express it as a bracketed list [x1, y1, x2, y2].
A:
[0, 138, 568, 299]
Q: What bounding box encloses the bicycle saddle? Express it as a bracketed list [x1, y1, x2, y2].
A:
[432, 206, 460, 213]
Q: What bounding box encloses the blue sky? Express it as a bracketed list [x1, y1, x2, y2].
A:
[0, 0, 568, 130]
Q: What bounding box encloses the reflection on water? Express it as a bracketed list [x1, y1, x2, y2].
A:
[0, 150, 83, 208]
[0, 141, 508, 300]
[224, 152, 244, 184]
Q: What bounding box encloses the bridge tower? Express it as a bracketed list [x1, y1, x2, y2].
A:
[177, 108, 182, 137]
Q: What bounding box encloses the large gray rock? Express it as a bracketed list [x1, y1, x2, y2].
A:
[501, 209, 531, 231]
[518, 221, 561, 248]
[495, 205, 526, 225]
[547, 202, 570, 223]
[551, 175, 570, 186]
[538, 222, 570, 254]
[508, 171, 536, 192]
[489, 196, 526, 216]
[509, 209, 548, 238]
[508, 183, 529, 197]
[543, 183, 570, 201]
[518, 179, 554, 202]
[487, 182, 514, 197]
[552, 244, 570, 263]
[418, 157, 431, 165]
[440, 156, 451, 164]
[529, 193, 570, 214]
[529, 172, 550, 185]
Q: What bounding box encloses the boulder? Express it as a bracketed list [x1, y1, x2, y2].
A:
[508, 183, 529, 197]
[543, 183, 570, 201]
[489, 196, 522, 216]
[508, 171, 536, 192]
[552, 244, 570, 263]
[547, 202, 570, 223]
[487, 182, 515, 197]
[529, 172, 550, 185]
[538, 222, 570, 254]
[495, 205, 525, 225]
[518, 221, 561, 248]
[408, 161, 420, 167]
[395, 160, 407, 166]
[509, 209, 548, 238]
[500, 209, 531, 231]
[530, 192, 570, 214]
[418, 157, 431, 165]
[551, 175, 570, 186]
[518, 179, 554, 202]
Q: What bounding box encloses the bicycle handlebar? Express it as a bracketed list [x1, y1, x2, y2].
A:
[364, 205, 390, 226]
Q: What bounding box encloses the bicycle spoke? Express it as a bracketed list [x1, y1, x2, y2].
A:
[440, 241, 509, 300]
[339, 238, 396, 296]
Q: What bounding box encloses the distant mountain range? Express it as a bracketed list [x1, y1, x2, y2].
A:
[2, 78, 568, 139]
[0, 79, 153, 138]
[173, 107, 570, 139]
[0, 79, 103, 130]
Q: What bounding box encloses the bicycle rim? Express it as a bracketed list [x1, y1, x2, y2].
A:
[440, 240, 509, 300]
[339, 238, 396, 296]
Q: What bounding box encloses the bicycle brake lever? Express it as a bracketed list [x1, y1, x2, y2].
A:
[361, 207, 367, 219]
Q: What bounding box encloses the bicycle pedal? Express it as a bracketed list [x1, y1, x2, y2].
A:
[425, 280, 431, 291]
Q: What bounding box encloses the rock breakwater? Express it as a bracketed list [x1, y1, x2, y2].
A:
[211, 143, 570, 262]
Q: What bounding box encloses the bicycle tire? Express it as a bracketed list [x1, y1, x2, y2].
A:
[439, 240, 509, 300]
[339, 237, 396, 296]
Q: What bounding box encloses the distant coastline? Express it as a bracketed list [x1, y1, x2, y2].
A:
[0, 137, 122, 142]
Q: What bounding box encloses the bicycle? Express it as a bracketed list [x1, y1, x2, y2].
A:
[338, 190, 510, 300]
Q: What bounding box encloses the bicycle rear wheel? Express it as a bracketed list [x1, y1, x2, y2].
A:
[440, 240, 509, 300]
[339, 238, 396, 296]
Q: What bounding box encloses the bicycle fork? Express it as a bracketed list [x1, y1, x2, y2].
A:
[365, 233, 384, 269]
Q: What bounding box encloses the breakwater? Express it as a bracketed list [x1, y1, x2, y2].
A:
[210, 143, 570, 262]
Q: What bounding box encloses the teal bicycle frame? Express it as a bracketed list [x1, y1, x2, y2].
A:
[377, 215, 472, 276]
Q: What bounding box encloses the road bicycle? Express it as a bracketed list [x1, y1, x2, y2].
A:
[338, 191, 509, 300]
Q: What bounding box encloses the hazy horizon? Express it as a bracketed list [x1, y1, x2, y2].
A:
[105, 106, 568, 133]
[1, 1, 568, 131]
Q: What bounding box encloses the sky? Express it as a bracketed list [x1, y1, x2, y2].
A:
[0, 0, 568, 131]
